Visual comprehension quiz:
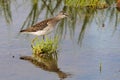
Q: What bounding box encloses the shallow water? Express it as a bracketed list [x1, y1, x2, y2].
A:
[0, 0, 120, 80]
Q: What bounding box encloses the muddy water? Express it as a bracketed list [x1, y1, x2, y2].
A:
[0, 0, 120, 80]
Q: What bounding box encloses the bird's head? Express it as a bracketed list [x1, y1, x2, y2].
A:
[56, 11, 68, 19]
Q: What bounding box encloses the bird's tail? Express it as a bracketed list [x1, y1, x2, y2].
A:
[20, 30, 27, 32]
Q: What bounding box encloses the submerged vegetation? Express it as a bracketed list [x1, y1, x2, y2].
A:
[32, 37, 59, 58]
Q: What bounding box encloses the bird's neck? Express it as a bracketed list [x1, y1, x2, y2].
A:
[54, 16, 63, 21]
[49, 17, 61, 24]
[48, 16, 63, 26]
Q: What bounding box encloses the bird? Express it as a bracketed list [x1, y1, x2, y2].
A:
[20, 11, 68, 43]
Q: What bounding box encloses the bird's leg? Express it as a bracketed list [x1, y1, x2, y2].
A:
[31, 36, 38, 48]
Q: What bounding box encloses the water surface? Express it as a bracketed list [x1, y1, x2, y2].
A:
[0, 0, 120, 80]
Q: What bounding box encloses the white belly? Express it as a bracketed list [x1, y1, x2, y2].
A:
[27, 27, 54, 36]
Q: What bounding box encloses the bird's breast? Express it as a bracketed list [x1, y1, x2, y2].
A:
[44, 26, 54, 34]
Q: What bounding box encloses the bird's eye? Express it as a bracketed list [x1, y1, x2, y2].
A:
[63, 12, 65, 15]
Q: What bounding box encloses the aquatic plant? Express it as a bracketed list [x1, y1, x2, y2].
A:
[19, 0, 117, 46]
[0, 0, 12, 23]
[32, 37, 59, 58]
[65, 0, 108, 9]
[20, 0, 40, 30]
[17, 0, 116, 46]
[20, 0, 63, 30]
[20, 48, 69, 79]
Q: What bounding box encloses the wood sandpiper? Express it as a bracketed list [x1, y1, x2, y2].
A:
[20, 11, 68, 42]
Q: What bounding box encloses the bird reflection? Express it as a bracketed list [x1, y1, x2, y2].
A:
[20, 53, 70, 79]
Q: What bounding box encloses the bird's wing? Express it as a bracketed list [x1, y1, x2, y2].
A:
[21, 18, 53, 32]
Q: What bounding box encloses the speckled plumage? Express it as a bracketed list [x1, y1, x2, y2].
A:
[20, 11, 68, 36]
[20, 18, 53, 32]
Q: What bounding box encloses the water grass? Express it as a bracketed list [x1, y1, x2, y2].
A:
[20, 0, 39, 30]
[32, 37, 59, 58]
[20, 0, 63, 30]
[65, 0, 108, 9]
[0, 0, 117, 46]
[0, 0, 12, 23]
